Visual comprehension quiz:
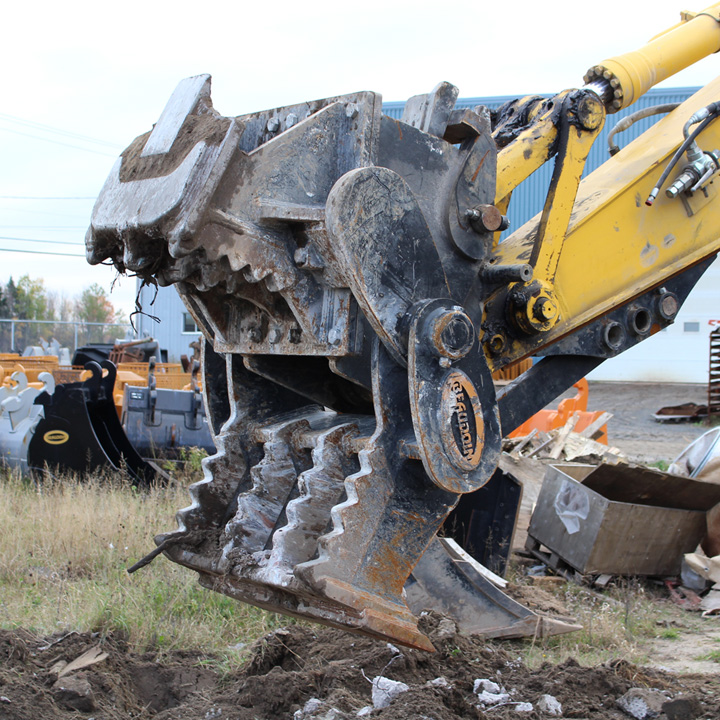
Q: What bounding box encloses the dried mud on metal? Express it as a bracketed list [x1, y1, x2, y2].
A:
[1, 614, 718, 720]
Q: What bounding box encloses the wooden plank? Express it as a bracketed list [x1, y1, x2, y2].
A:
[510, 428, 538, 457]
[548, 412, 579, 459]
[576, 411, 613, 440]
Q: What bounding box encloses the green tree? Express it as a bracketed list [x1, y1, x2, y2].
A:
[14, 275, 50, 320]
[75, 283, 127, 343]
[75, 283, 125, 324]
[3, 278, 17, 318]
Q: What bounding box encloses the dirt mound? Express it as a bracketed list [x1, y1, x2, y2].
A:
[0, 618, 717, 719]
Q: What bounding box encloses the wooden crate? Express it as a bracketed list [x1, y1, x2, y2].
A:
[527, 463, 720, 577]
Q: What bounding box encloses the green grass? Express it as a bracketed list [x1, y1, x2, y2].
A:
[1, 464, 706, 669]
[0, 466, 289, 657]
[696, 649, 720, 663]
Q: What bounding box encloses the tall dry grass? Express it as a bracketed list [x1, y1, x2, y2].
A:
[514, 575, 688, 668]
[0, 464, 287, 655]
[1, 462, 687, 666]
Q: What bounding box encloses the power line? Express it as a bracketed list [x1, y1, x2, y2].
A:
[0, 126, 119, 157]
[0, 196, 96, 200]
[0, 225, 87, 230]
[1, 207, 93, 222]
[0, 247, 85, 258]
[0, 112, 123, 149]
[0, 236, 84, 246]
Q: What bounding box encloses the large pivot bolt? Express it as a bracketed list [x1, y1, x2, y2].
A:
[466, 204, 509, 234]
[510, 281, 560, 335]
[427, 307, 476, 361]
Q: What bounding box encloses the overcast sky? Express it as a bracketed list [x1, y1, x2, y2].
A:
[2, 0, 718, 317]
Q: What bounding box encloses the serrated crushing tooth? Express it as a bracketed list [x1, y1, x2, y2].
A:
[258, 416, 375, 587]
[220, 408, 337, 559]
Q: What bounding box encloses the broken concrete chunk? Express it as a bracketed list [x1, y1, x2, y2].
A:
[371, 676, 409, 709]
[430, 677, 451, 688]
[616, 688, 666, 719]
[294, 698, 323, 719]
[514, 702, 533, 713]
[476, 689, 511, 706]
[474, 678, 502, 694]
[52, 675, 96, 713]
[433, 617, 457, 640]
[537, 693, 563, 715]
[294, 698, 346, 720]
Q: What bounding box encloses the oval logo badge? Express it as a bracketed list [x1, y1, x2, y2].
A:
[439, 370, 485, 472]
[43, 430, 69, 445]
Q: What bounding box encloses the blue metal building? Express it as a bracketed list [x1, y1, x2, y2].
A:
[137, 87, 719, 382]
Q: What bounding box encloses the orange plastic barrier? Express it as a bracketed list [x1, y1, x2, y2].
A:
[507, 378, 608, 444]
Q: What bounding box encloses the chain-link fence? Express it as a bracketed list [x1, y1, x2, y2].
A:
[0, 318, 133, 355]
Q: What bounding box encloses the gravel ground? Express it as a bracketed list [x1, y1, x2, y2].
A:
[580, 382, 711, 464]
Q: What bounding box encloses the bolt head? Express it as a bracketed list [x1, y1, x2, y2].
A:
[659, 294, 678, 319]
[467, 204, 503, 233]
[488, 334, 505, 354]
[533, 297, 557, 322]
[429, 308, 475, 360]
[577, 94, 604, 131]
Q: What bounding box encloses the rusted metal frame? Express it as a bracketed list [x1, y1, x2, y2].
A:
[528, 95, 604, 285]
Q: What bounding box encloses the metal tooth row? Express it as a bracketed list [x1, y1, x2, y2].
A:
[219, 408, 374, 583]
[259, 416, 375, 587]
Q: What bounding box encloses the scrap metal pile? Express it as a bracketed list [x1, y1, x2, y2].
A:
[85, 7, 720, 649]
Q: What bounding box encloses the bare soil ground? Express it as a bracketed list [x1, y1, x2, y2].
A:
[1, 617, 718, 720]
[1, 383, 718, 719]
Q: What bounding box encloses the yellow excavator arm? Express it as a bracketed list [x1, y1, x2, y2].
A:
[86, 5, 720, 650]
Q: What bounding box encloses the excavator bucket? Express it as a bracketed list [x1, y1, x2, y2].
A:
[85, 76, 588, 649]
[26, 361, 161, 484]
[122, 359, 216, 458]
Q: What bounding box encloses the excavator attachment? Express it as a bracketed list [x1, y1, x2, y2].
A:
[0, 360, 161, 483]
[28, 361, 160, 483]
[86, 28, 720, 647]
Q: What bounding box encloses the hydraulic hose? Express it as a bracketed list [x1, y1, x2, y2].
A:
[646, 102, 720, 205]
[607, 103, 680, 156]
